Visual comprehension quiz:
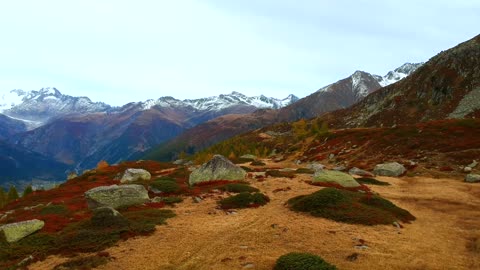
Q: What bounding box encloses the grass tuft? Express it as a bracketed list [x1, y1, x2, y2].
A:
[218, 183, 259, 193]
[219, 192, 269, 209]
[274, 252, 337, 270]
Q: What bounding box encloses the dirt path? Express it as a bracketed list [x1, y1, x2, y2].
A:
[31, 174, 480, 270]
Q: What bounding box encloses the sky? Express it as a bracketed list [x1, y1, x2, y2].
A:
[0, 0, 479, 106]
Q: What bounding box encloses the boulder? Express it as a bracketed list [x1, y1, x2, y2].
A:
[0, 219, 44, 243]
[465, 174, 480, 183]
[240, 154, 257, 160]
[307, 163, 325, 172]
[373, 162, 406, 177]
[84, 184, 149, 209]
[464, 166, 473, 173]
[313, 170, 360, 188]
[120, 168, 151, 183]
[468, 160, 478, 168]
[189, 155, 246, 186]
[348, 167, 375, 177]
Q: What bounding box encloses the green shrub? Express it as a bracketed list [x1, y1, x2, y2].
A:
[122, 209, 176, 234]
[218, 183, 259, 193]
[90, 208, 129, 229]
[296, 168, 315, 174]
[274, 252, 337, 270]
[150, 180, 181, 193]
[250, 160, 266, 166]
[287, 188, 415, 225]
[40, 204, 69, 215]
[219, 192, 269, 209]
[53, 255, 109, 270]
[154, 176, 177, 182]
[159, 196, 184, 205]
[266, 170, 295, 178]
[240, 166, 253, 172]
[355, 177, 390, 186]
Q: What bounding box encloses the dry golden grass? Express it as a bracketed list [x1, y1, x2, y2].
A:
[30, 162, 480, 270]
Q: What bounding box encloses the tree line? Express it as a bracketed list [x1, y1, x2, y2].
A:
[0, 185, 33, 208]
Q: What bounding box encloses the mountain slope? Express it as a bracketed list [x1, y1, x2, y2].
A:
[0, 140, 69, 187]
[322, 34, 480, 128]
[0, 114, 27, 140]
[146, 63, 421, 161]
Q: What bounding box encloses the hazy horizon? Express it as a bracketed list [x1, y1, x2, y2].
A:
[0, 0, 479, 106]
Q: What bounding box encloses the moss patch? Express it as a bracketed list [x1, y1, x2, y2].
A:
[355, 177, 391, 186]
[219, 192, 269, 209]
[218, 183, 259, 193]
[287, 188, 415, 225]
[274, 252, 337, 270]
[150, 180, 181, 194]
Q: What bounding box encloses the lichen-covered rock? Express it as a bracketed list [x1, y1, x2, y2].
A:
[313, 170, 360, 188]
[465, 174, 480, 183]
[307, 163, 325, 172]
[373, 162, 406, 177]
[84, 184, 149, 209]
[348, 167, 375, 177]
[120, 168, 151, 183]
[0, 219, 44, 243]
[240, 154, 257, 160]
[189, 155, 246, 186]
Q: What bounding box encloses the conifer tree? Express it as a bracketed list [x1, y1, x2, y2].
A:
[7, 186, 19, 202]
[0, 187, 6, 208]
[22, 185, 34, 197]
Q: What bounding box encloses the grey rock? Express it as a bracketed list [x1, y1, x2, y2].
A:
[120, 168, 151, 183]
[240, 154, 257, 160]
[374, 162, 406, 177]
[307, 163, 325, 171]
[173, 159, 185, 165]
[328, 153, 335, 160]
[468, 160, 478, 168]
[465, 174, 480, 183]
[189, 155, 246, 186]
[313, 170, 360, 188]
[193, 196, 202, 203]
[464, 166, 473, 173]
[333, 165, 347, 171]
[0, 219, 45, 243]
[84, 184, 149, 209]
[348, 167, 375, 177]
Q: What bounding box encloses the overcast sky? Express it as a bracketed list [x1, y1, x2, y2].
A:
[0, 0, 478, 105]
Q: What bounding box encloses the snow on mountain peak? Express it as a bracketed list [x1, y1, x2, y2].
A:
[377, 62, 423, 87]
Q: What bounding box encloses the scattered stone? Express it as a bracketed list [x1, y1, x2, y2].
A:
[373, 162, 406, 177]
[307, 163, 325, 171]
[120, 168, 151, 183]
[468, 160, 478, 168]
[189, 155, 246, 185]
[67, 172, 78, 180]
[346, 253, 359, 262]
[240, 154, 257, 160]
[348, 167, 375, 177]
[333, 165, 347, 171]
[0, 219, 45, 243]
[294, 160, 302, 165]
[313, 170, 360, 188]
[354, 245, 369, 250]
[242, 263, 255, 269]
[273, 155, 286, 162]
[328, 153, 335, 160]
[84, 184, 149, 209]
[151, 197, 163, 203]
[271, 224, 279, 229]
[464, 167, 473, 173]
[193, 197, 203, 203]
[17, 255, 34, 267]
[173, 159, 185, 165]
[465, 174, 480, 183]
[239, 245, 249, 249]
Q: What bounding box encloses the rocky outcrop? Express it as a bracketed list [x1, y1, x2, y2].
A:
[84, 184, 149, 209]
[465, 174, 480, 183]
[313, 170, 360, 188]
[373, 162, 406, 177]
[120, 168, 151, 183]
[348, 167, 375, 177]
[0, 219, 44, 243]
[189, 155, 246, 185]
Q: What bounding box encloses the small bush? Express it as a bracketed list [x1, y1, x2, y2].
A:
[355, 177, 390, 186]
[53, 254, 109, 269]
[219, 192, 269, 209]
[218, 183, 259, 193]
[159, 197, 184, 205]
[266, 170, 296, 178]
[122, 209, 176, 234]
[154, 176, 177, 182]
[40, 204, 69, 215]
[288, 188, 415, 225]
[296, 168, 315, 174]
[250, 160, 266, 166]
[274, 252, 337, 270]
[150, 180, 181, 193]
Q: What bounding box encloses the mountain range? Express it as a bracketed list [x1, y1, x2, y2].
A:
[0, 60, 422, 185]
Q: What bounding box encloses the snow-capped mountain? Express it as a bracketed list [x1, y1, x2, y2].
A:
[375, 62, 424, 87]
[129, 91, 298, 111]
[0, 87, 112, 128]
[0, 87, 298, 130]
